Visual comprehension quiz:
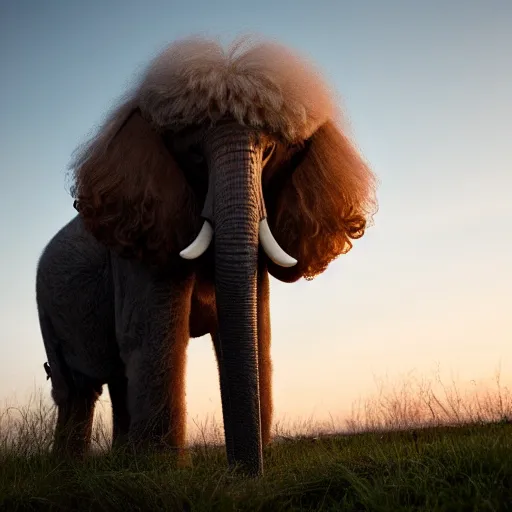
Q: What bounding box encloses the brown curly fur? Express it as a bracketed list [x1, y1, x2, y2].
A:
[73, 107, 201, 264]
[270, 121, 376, 280]
[71, 35, 376, 277]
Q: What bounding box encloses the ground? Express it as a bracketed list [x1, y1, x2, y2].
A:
[2, 419, 511, 511]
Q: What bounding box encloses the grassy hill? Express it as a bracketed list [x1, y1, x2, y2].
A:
[2, 372, 511, 511]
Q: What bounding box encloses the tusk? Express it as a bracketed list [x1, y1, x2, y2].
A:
[259, 218, 297, 267]
[180, 221, 213, 260]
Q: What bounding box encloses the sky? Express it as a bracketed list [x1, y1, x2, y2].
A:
[1, 0, 511, 434]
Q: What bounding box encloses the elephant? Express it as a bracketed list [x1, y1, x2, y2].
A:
[36, 36, 377, 476]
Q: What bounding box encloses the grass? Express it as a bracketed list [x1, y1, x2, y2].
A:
[1, 369, 512, 511]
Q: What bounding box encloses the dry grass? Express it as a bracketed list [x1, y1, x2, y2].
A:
[347, 366, 512, 433]
[1, 369, 511, 511]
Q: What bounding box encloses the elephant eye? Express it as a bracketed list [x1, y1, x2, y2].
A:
[188, 144, 205, 165]
[163, 125, 208, 172]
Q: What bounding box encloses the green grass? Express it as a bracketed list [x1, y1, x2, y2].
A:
[2, 422, 512, 511]
[2, 371, 512, 511]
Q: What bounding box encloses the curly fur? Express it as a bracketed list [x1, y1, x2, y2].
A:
[136, 36, 337, 142]
[270, 121, 376, 280]
[70, 35, 377, 276]
[72, 109, 200, 263]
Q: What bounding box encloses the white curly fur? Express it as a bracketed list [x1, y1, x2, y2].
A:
[132, 36, 338, 143]
[70, 36, 342, 172]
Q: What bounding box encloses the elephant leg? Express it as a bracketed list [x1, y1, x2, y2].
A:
[38, 310, 100, 457]
[53, 370, 102, 457]
[108, 371, 130, 449]
[257, 265, 273, 447]
[125, 340, 189, 453]
[120, 269, 194, 454]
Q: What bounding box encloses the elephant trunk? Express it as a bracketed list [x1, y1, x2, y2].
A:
[204, 124, 264, 476]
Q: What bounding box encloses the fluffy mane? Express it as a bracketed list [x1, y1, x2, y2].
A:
[69, 35, 377, 274]
[134, 36, 338, 142]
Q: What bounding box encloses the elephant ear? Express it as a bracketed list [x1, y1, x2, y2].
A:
[268, 120, 377, 282]
[70, 102, 200, 264]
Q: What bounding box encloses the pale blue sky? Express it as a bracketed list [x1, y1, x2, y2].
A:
[1, 0, 511, 429]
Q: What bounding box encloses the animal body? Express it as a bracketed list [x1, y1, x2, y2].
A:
[36, 36, 377, 476]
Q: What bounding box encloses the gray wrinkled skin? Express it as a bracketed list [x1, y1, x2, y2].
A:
[36, 125, 278, 478]
[36, 215, 218, 452]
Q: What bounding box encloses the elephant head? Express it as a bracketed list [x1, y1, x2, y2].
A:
[70, 37, 377, 475]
